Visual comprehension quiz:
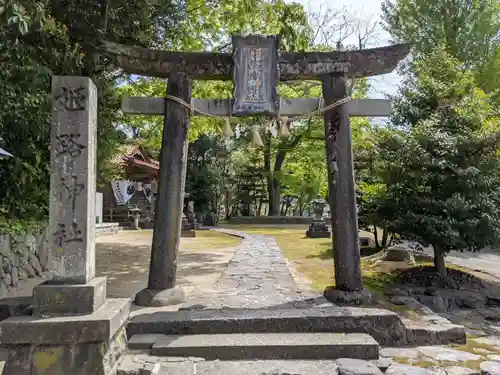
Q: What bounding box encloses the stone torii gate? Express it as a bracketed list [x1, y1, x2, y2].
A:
[103, 35, 409, 306]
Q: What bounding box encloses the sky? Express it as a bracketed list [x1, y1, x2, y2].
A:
[286, 0, 403, 98]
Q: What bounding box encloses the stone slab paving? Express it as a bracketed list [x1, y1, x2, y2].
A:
[180, 228, 322, 310]
[118, 228, 500, 375]
[116, 355, 500, 374]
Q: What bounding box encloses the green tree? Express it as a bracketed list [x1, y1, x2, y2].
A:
[185, 134, 232, 222]
[382, 0, 500, 88]
[0, 0, 47, 35]
[355, 124, 396, 249]
[0, 0, 182, 225]
[116, 0, 312, 147]
[371, 50, 500, 276]
[281, 136, 328, 215]
[366, 0, 500, 265]
[115, 0, 314, 218]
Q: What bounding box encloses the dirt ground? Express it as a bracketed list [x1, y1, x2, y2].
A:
[96, 229, 241, 301]
[0, 230, 241, 373]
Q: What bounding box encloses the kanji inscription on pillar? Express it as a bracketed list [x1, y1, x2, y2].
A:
[50, 76, 97, 284]
[232, 34, 280, 116]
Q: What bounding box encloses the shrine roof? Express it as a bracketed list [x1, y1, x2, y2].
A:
[110, 144, 159, 171]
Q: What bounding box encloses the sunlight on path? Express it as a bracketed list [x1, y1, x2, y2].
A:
[96, 230, 241, 299]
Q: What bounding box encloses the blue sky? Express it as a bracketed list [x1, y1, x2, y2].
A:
[287, 0, 402, 98]
[127, 1, 403, 98]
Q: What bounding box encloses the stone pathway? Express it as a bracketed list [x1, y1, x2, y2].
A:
[176, 229, 500, 374]
[445, 251, 500, 280]
[181, 228, 322, 310]
[120, 228, 500, 374]
[400, 241, 500, 280]
[120, 353, 500, 374]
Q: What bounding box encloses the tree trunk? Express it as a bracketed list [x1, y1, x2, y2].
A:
[381, 228, 389, 248]
[284, 204, 291, 216]
[388, 233, 396, 247]
[267, 135, 302, 216]
[257, 200, 263, 216]
[373, 226, 380, 249]
[269, 179, 281, 216]
[269, 150, 286, 216]
[224, 190, 230, 220]
[433, 246, 447, 277]
[264, 137, 277, 216]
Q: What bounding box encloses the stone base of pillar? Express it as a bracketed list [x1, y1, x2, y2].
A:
[305, 229, 331, 238]
[134, 286, 186, 307]
[33, 277, 107, 317]
[323, 286, 372, 306]
[0, 298, 130, 375]
[306, 220, 331, 238]
[181, 230, 196, 238]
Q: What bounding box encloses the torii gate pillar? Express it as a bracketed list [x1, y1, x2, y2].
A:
[323, 76, 369, 304]
[134, 73, 190, 306]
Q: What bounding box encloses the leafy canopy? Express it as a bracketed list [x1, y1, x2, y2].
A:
[371, 49, 500, 254]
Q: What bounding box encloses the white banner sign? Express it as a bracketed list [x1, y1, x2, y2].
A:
[111, 180, 135, 205]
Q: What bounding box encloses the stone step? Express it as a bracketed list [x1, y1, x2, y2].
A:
[126, 306, 465, 346]
[148, 333, 379, 360]
[117, 358, 347, 375]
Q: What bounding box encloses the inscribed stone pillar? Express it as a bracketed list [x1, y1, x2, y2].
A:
[0, 77, 130, 375]
[32, 76, 109, 317]
[135, 73, 189, 306]
[49, 76, 97, 284]
[322, 76, 363, 293]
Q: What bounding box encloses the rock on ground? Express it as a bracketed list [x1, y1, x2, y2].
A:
[372, 358, 393, 372]
[481, 361, 500, 375]
[430, 366, 480, 374]
[386, 364, 435, 375]
[473, 336, 500, 350]
[336, 358, 383, 375]
[380, 246, 415, 263]
[380, 347, 420, 358]
[417, 346, 481, 362]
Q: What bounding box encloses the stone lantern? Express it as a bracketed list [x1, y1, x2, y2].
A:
[181, 193, 196, 237]
[306, 195, 331, 238]
[129, 206, 142, 230]
[312, 196, 326, 221]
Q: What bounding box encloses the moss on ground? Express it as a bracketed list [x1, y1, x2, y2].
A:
[220, 224, 398, 292]
[181, 230, 242, 250]
[452, 337, 500, 355]
[221, 224, 486, 296]
[219, 224, 500, 365]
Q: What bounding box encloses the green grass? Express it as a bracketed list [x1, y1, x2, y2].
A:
[182, 230, 243, 250]
[220, 224, 388, 291]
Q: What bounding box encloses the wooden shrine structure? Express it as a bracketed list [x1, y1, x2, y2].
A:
[102, 35, 410, 306]
[102, 145, 159, 225]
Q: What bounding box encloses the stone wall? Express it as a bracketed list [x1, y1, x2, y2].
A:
[228, 216, 332, 225]
[95, 222, 120, 237]
[0, 227, 50, 295]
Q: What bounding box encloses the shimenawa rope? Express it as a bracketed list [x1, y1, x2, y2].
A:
[164, 94, 350, 142]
